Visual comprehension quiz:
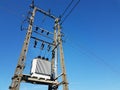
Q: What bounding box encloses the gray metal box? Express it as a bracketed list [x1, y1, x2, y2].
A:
[31, 58, 51, 79]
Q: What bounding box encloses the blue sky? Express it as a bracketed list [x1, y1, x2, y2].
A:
[0, 0, 120, 90]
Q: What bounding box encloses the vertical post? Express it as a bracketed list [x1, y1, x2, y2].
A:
[9, 7, 36, 90]
[54, 19, 58, 79]
[56, 18, 69, 90]
[49, 19, 58, 90]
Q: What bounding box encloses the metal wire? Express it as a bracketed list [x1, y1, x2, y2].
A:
[66, 36, 120, 75]
[60, 0, 80, 25]
[60, 0, 75, 18]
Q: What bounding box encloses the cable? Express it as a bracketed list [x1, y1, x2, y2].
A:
[60, 0, 75, 18]
[60, 0, 80, 25]
[64, 35, 120, 75]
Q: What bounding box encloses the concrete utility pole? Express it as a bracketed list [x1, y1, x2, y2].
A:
[9, 7, 37, 90]
[9, 1, 68, 90]
[55, 18, 68, 90]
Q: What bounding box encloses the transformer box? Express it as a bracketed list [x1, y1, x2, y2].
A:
[31, 58, 51, 80]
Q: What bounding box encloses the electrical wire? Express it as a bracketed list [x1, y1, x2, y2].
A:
[60, 0, 75, 18]
[60, 0, 80, 25]
[65, 36, 120, 75]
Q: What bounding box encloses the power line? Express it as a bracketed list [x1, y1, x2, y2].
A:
[60, 0, 75, 18]
[64, 36, 120, 75]
[60, 0, 80, 25]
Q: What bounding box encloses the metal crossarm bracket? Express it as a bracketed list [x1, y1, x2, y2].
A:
[36, 7, 57, 20]
[31, 36, 54, 46]
[22, 74, 59, 85]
